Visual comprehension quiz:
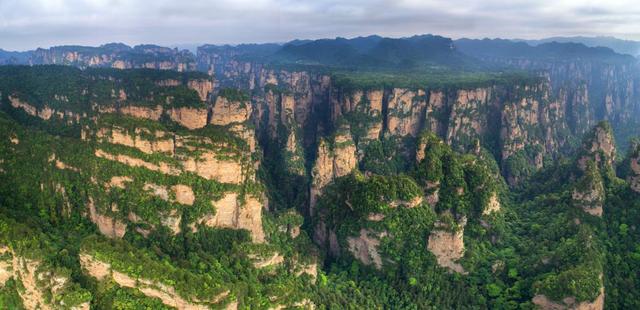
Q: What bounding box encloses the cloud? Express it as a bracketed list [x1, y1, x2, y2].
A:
[0, 0, 639, 50]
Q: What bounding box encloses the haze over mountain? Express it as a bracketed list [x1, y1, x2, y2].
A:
[521, 36, 640, 57]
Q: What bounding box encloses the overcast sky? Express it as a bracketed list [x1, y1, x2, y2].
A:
[1, 0, 640, 51]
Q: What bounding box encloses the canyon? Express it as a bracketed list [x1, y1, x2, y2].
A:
[0, 34, 639, 309]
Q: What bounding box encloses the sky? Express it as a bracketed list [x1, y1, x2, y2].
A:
[1, 0, 640, 51]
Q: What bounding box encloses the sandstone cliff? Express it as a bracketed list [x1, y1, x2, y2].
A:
[80, 253, 235, 309]
[309, 127, 357, 214]
[0, 246, 90, 310]
[427, 216, 467, 274]
[347, 229, 387, 269]
[30, 44, 197, 72]
[627, 144, 640, 193]
[572, 161, 605, 217]
[577, 122, 616, 172]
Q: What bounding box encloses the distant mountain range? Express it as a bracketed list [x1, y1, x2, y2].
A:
[1, 35, 638, 72]
[519, 36, 640, 57]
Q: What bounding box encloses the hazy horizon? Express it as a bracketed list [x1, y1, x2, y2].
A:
[1, 34, 639, 53]
[2, 0, 640, 51]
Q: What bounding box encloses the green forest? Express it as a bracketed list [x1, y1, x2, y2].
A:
[0, 64, 638, 310]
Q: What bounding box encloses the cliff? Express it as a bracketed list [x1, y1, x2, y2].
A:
[0, 67, 266, 243]
[309, 126, 357, 214]
[80, 242, 236, 310]
[572, 161, 605, 217]
[0, 222, 91, 310]
[627, 144, 640, 192]
[30, 44, 197, 71]
[577, 122, 616, 172]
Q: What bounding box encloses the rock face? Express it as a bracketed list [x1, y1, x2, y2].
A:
[309, 129, 357, 214]
[8, 95, 83, 123]
[95, 149, 180, 176]
[628, 145, 640, 193]
[250, 252, 285, 269]
[180, 150, 244, 184]
[89, 107, 264, 241]
[211, 96, 252, 125]
[199, 193, 265, 243]
[119, 105, 164, 121]
[173, 184, 195, 205]
[386, 88, 426, 137]
[347, 229, 387, 269]
[446, 88, 492, 146]
[80, 254, 233, 310]
[427, 217, 467, 274]
[572, 162, 605, 217]
[482, 193, 501, 215]
[88, 198, 127, 239]
[187, 79, 214, 101]
[0, 247, 89, 310]
[532, 287, 605, 310]
[30, 44, 197, 71]
[168, 107, 208, 130]
[578, 122, 616, 171]
[96, 126, 175, 155]
[233, 59, 639, 187]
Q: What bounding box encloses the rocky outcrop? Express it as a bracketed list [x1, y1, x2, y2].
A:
[106, 176, 133, 189]
[49, 153, 80, 172]
[119, 105, 163, 121]
[198, 193, 265, 242]
[0, 247, 89, 310]
[210, 96, 252, 125]
[31, 44, 197, 72]
[446, 88, 491, 147]
[0, 248, 12, 286]
[627, 145, 640, 193]
[250, 252, 284, 269]
[80, 254, 233, 310]
[96, 126, 174, 155]
[8, 95, 83, 123]
[577, 122, 616, 171]
[168, 107, 208, 130]
[309, 129, 357, 214]
[387, 88, 426, 137]
[95, 149, 180, 176]
[532, 286, 604, 310]
[347, 229, 387, 269]
[427, 217, 467, 274]
[173, 184, 195, 205]
[95, 126, 249, 185]
[88, 198, 127, 239]
[187, 79, 214, 101]
[482, 193, 501, 215]
[572, 162, 605, 217]
[179, 150, 244, 184]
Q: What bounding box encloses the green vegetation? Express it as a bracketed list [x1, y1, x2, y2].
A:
[0, 61, 639, 309]
[331, 70, 539, 92]
[0, 65, 207, 116]
[218, 88, 250, 102]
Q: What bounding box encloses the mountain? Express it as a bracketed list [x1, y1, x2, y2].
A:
[272, 34, 475, 70]
[455, 38, 632, 62]
[0, 49, 31, 65]
[522, 36, 640, 57]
